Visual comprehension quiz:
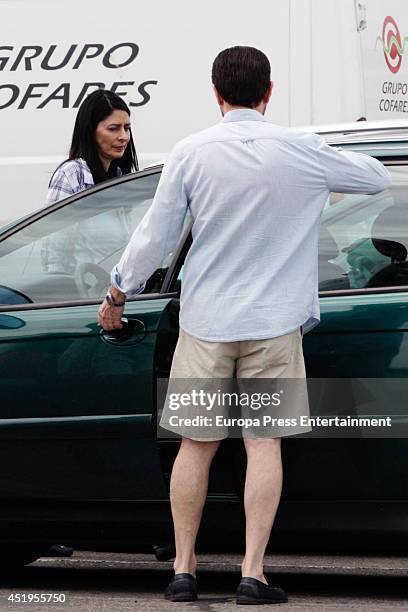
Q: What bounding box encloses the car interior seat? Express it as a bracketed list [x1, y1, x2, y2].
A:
[366, 207, 408, 288]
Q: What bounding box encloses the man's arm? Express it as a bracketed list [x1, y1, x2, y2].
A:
[314, 134, 392, 194]
[98, 147, 188, 330]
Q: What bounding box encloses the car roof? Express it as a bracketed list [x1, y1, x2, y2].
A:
[302, 120, 408, 145]
[144, 160, 165, 170]
[144, 123, 408, 169]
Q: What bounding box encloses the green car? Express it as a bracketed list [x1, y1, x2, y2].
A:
[0, 124, 408, 567]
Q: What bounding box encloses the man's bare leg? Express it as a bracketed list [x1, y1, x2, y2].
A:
[171, 437, 221, 575]
[241, 438, 282, 583]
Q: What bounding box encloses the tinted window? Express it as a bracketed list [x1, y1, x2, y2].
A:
[319, 165, 408, 291]
[0, 173, 165, 304]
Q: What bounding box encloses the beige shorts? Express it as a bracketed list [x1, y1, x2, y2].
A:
[158, 327, 311, 441]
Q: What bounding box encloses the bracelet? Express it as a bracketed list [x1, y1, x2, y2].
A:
[106, 290, 126, 307]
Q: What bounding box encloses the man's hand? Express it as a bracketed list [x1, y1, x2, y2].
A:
[98, 287, 126, 331]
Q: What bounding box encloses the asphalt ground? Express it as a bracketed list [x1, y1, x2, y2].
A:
[1, 551, 408, 611]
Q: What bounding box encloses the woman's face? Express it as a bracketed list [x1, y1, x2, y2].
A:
[95, 109, 131, 167]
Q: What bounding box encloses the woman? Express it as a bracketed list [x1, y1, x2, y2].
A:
[42, 90, 138, 274]
[42, 90, 139, 558]
[46, 89, 138, 204]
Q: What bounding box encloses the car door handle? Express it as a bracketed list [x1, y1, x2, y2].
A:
[100, 317, 146, 345]
[0, 314, 26, 330]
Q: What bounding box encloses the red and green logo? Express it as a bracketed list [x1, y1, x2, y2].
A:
[376, 16, 407, 74]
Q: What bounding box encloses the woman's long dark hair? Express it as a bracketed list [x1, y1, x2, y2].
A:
[60, 89, 138, 184]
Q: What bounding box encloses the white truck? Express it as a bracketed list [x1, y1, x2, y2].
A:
[0, 0, 407, 224]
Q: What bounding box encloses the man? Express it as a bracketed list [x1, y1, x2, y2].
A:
[99, 46, 391, 604]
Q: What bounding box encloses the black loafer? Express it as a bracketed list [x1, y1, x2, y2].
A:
[236, 577, 288, 605]
[164, 573, 198, 602]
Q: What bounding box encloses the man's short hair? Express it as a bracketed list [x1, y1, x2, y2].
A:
[212, 46, 271, 108]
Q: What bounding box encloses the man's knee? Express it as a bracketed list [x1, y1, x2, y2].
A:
[244, 437, 281, 455]
[181, 436, 221, 458]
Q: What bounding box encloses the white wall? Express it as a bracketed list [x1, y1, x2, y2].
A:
[0, 0, 292, 224]
[1, 0, 399, 225]
[289, 0, 363, 126]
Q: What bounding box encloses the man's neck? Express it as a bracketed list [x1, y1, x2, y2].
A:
[221, 103, 266, 116]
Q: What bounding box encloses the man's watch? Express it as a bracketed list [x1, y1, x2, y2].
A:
[106, 290, 126, 307]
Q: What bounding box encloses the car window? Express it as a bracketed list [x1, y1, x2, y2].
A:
[319, 165, 408, 292]
[0, 172, 170, 305]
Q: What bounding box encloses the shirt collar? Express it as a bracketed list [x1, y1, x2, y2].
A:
[222, 108, 269, 123]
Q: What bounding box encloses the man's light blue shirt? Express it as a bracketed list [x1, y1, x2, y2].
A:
[112, 109, 391, 342]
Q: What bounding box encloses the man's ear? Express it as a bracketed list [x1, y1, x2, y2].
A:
[213, 85, 224, 106]
[263, 81, 273, 104]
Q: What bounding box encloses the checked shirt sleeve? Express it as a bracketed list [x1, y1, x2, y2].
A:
[42, 162, 84, 273]
[45, 163, 83, 205]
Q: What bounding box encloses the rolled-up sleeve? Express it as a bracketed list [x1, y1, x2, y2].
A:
[315, 135, 392, 194]
[111, 147, 189, 296]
